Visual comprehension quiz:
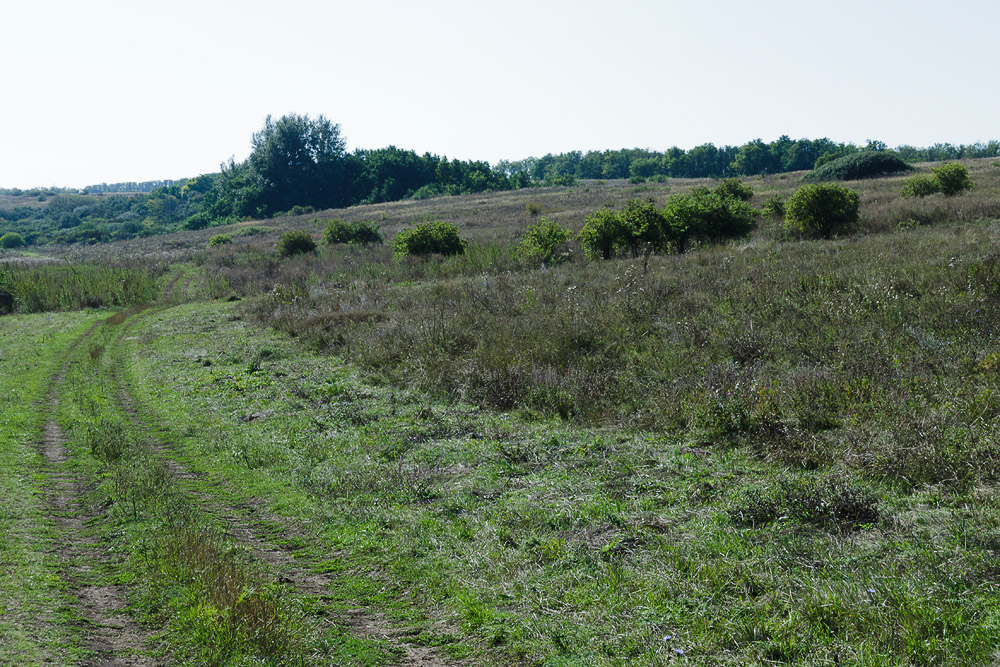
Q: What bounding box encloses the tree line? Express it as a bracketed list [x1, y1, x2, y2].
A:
[3, 113, 999, 247]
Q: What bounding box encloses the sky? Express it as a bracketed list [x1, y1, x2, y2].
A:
[1, 0, 998, 189]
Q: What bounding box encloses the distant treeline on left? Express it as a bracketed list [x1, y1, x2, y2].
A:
[3, 113, 999, 248]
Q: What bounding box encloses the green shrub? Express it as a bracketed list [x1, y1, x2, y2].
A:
[761, 195, 785, 217]
[517, 217, 570, 264]
[0, 232, 25, 249]
[931, 162, 973, 195]
[804, 151, 911, 182]
[207, 234, 233, 247]
[232, 225, 270, 238]
[715, 179, 754, 202]
[276, 230, 317, 256]
[577, 208, 631, 260]
[663, 187, 758, 252]
[321, 219, 383, 245]
[524, 202, 544, 216]
[392, 221, 466, 258]
[785, 183, 860, 239]
[901, 174, 942, 198]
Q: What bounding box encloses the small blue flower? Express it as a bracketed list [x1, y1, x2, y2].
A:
[663, 635, 673, 642]
[674, 647, 685, 655]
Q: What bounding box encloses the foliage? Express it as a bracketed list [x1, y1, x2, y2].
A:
[901, 175, 942, 198]
[276, 230, 317, 257]
[0, 263, 160, 314]
[715, 178, 755, 201]
[207, 234, 233, 247]
[391, 221, 466, 258]
[0, 231, 25, 248]
[517, 217, 570, 264]
[320, 219, 383, 246]
[931, 162, 974, 195]
[663, 186, 758, 252]
[762, 195, 785, 217]
[804, 151, 912, 181]
[579, 189, 757, 260]
[577, 208, 631, 260]
[785, 183, 860, 238]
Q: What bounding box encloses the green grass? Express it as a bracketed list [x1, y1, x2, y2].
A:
[0, 262, 160, 314]
[0, 310, 103, 665]
[100, 298, 1000, 665]
[5, 160, 1000, 664]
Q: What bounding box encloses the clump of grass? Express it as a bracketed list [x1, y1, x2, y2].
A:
[729, 478, 879, 530]
[156, 528, 303, 665]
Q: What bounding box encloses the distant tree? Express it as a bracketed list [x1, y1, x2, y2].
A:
[220, 114, 348, 217]
[731, 139, 779, 175]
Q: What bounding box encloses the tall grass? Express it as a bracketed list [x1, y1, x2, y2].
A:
[0, 263, 159, 314]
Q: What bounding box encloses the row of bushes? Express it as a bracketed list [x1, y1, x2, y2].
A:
[220, 165, 975, 263]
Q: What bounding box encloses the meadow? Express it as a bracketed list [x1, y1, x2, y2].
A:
[2, 158, 1000, 665]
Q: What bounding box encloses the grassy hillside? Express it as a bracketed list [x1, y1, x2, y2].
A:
[3, 158, 1000, 665]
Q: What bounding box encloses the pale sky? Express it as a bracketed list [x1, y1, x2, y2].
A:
[1, 0, 997, 189]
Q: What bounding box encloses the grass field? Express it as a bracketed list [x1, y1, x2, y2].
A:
[3, 159, 1000, 665]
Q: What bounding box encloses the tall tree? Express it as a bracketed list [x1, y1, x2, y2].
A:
[224, 114, 348, 216]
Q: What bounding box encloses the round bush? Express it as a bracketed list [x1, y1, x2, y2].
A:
[392, 221, 466, 258]
[715, 179, 755, 202]
[901, 175, 941, 198]
[931, 162, 973, 196]
[0, 232, 25, 249]
[577, 208, 630, 260]
[276, 230, 317, 256]
[804, 151, 912, 182]
[785, 183, 860, 239]
[518, 217, 570, 264]
[207, 234, 233, 247]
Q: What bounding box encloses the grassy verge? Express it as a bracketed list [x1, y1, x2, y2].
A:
[0, 310, 102, 665]
[111, 299, 1000, 665]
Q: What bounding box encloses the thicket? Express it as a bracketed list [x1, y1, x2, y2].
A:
[320, 219, 383, 245]
[804, 151, 912, 181]
[578, 183, 758, 259]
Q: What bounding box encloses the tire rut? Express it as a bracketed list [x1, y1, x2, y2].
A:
[40, 323, 158, 666]
[108, 314, 464, 666]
